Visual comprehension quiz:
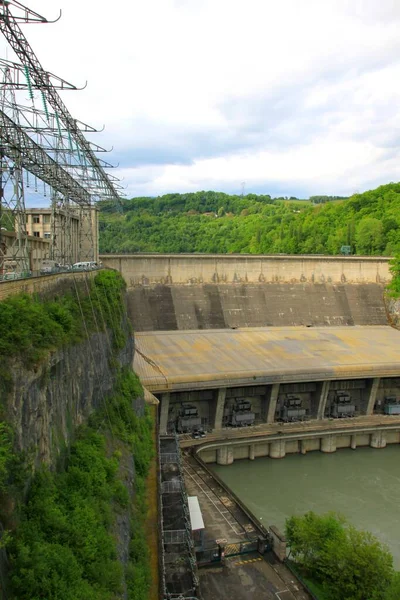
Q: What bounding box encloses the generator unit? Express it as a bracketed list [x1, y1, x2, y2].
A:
[228, 399, 255, 427]
[280, 395, 306, 422]
[177, 404, 202, 433]
[384, 396, 400, 415]
[331, 391, 355, 418]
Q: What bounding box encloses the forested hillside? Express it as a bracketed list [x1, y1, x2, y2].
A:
[99, 184, 400, 255]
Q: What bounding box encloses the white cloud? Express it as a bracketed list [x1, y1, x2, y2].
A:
[2, 0, 400, 199]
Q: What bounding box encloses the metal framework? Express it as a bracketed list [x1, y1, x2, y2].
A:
[0, 0, 122, 273]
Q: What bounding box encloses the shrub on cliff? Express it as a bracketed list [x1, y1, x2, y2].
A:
[387, 255, 400, 297]
[8, 368, 153, 600]
[0, 269, 127, 366]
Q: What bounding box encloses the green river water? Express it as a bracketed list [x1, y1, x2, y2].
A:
[212, 446, 400, 567]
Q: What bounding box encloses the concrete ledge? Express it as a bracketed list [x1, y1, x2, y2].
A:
[184, 415, 400, 454]
[0, 270, 98, 302]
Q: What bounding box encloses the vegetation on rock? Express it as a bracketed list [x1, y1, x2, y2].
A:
[7, 369, 153, 600]
[0, 269, 126, 367]
[0, 271, 152, 600]
[387, 256, 400, 298]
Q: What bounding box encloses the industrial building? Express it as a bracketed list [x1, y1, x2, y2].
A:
[133, 326, 400, 436]
[25, 206, 99, 264]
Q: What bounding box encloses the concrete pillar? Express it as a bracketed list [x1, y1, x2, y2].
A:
[214, 388, 226, 430]
[320, 434, 337, 453]
[300, 439, 307, 455]
[217, 445, 234, 465]
[366, 378, 380, 415]
[317, 381, 330, 419]
[159, 393, 170, 434]
[270, 439, 286, 459]
[351, 434, 357, 450]
[370, 431, 386, 449]
[267, 383, 280, 424]
[269, 526, 287, 562]
[249, 444, 255, 460]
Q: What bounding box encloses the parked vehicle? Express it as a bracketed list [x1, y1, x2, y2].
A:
[72, 261, 102, 271]
[40, 260, 61, 274]
[1, 260, 31, 280]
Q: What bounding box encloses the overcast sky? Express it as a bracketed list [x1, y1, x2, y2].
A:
[3, 0, 400, 199]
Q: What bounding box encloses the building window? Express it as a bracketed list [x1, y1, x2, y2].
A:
[33, 216, 40, 224]
[33, 232, 40, 237]
[43, 215, 50, 224]
[44, 232, 51, 239]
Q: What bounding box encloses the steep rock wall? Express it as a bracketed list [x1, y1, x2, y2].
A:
[386, 296, 400, 329]
[6, 320, 134, 467]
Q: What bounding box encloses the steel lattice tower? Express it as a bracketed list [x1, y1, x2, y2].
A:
[0, 0, 122, 274]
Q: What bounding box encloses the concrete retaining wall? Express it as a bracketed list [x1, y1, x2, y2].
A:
[0, 270, 97, 302]
[198, 427, 400, 464]
[100, 254, 391, 286]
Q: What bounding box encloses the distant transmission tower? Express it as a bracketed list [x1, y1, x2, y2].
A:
[241, 181, 246, 197]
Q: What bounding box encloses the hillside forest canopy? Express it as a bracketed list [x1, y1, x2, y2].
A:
[98, 183, 400, 255]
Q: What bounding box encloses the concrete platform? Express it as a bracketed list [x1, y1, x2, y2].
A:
[180, 414, 400, 450]
[134, 326, 400, 392]
[199, 553, 311, 600]
[182, 454, 256, 545]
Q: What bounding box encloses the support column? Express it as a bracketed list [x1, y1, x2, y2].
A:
[159, 393, 170, 434]
[320, 434, 337, 453]
[300, 439, 307, 455]
[214, 388, 226, 430]
[366, 378, 380, 415]
[270, 439, 286, 459]
[317, 381, 330, 419]
[267, 383, 280, 424]
[370, 431, 386, 449]
[351, 434, 357, 450]
[217, 445, 234, 465]
[249, 444, 255, 460]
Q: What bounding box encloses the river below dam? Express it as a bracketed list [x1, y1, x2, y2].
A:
[212, 446, 400, 567]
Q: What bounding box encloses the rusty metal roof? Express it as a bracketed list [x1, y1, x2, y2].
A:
[133, 326, 400, 393]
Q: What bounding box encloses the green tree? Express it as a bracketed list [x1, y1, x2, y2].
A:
[355, 217, 384, 255]
[286, 512, 393, 600]
[385, 572, 400, 600]
[387, 255, 400, 296]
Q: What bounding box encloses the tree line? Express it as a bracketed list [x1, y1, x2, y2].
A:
[98, 184, 400, 255]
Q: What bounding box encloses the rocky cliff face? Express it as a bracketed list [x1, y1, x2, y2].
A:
[5, 317, 134, 467]
[385, 296, 400, 329]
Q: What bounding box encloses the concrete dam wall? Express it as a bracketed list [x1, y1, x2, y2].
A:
[100, 253, 391, 286]
[127, 282, 387, 331]
[100, 254, 391, 331]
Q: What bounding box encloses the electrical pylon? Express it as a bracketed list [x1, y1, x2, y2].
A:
[0, 0, 122, 273]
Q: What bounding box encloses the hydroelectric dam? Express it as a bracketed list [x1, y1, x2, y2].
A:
[100, 252, 400, 464]
[101, 253, 400, 597]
